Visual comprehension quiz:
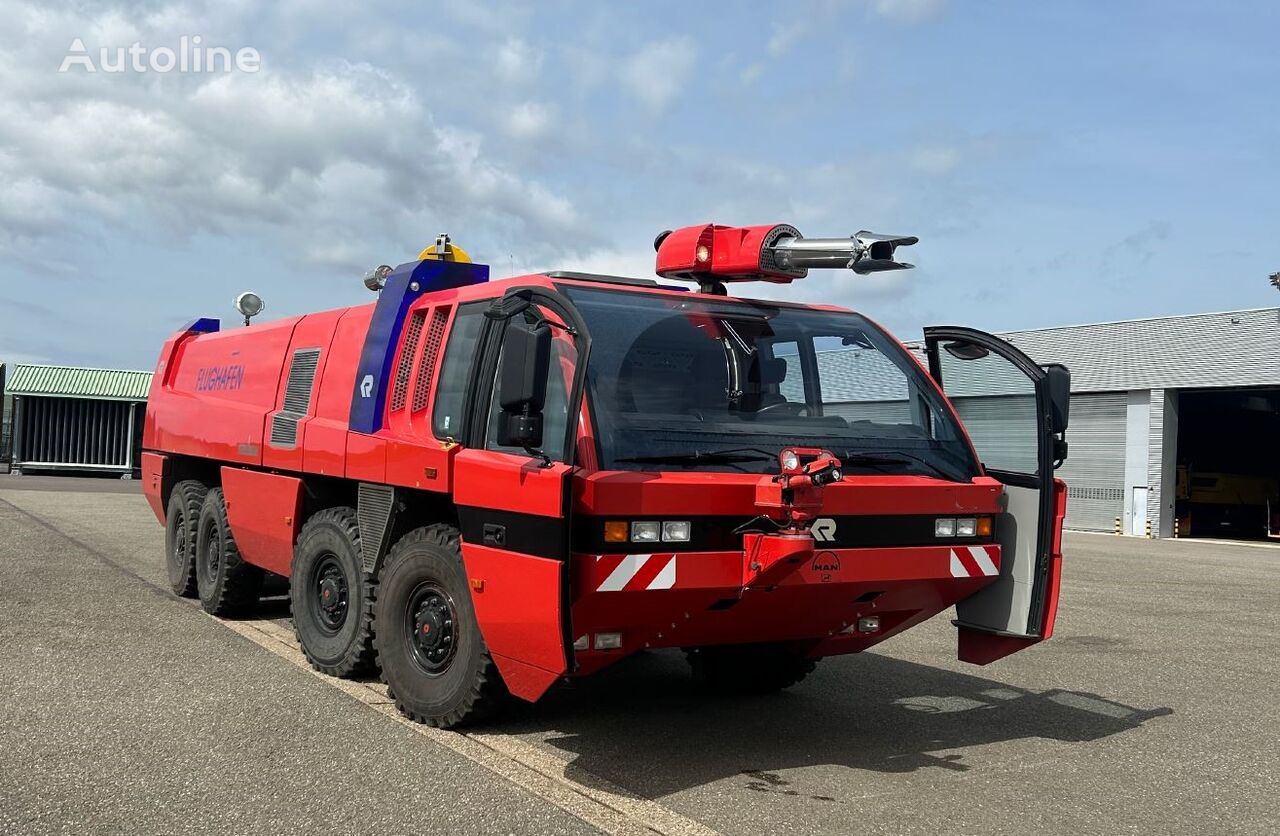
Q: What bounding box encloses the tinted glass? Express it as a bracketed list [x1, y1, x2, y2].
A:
[561, 285, 978, 480]
[432, 304, 486, 439]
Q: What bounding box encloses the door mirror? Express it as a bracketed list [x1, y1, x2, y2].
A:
[1044, 363, 1071, 434]
[496, 321, 551, 449]
[943, 339, 990, 361]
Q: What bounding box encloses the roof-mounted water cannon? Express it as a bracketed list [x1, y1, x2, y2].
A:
[654, 223, 918, 294]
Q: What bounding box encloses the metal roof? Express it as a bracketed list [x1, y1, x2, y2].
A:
[6, 364, 153, 402]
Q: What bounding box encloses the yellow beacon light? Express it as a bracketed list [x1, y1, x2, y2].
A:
[419, 233, 472, 263]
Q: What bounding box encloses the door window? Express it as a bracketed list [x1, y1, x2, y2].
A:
[432, 304, 486, 439]
[484, 310, 577, 463]
[934, 340, 1039, 474]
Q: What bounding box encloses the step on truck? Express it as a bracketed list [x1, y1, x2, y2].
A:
[142, 224, 1071, 728]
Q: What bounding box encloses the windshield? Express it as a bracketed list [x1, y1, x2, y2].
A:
[560, 285, 980, 480]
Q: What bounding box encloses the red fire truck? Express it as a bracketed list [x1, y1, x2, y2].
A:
[142, 224, 1070, 728]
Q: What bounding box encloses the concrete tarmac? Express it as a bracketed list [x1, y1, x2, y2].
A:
[1, 480, 1276, 834]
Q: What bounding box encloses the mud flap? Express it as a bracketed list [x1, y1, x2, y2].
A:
[453, 449, 574, 702]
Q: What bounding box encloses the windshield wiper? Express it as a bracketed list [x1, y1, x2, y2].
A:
[841, 450, 962, 482]
[616, 447, 776, 465]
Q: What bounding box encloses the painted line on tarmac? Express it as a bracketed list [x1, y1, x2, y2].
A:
[220, 616, 722, 836]
[0, 495, 718, 836]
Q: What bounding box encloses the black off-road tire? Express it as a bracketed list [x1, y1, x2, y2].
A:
[165, 480, 208, 597]
[290, 508, 377, 678]
[686, 643, 818, 694]
[195, 488, 263, 617]
[374, 525, 507, 728]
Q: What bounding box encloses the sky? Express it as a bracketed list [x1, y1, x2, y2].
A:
[1, 0, 1279, 371]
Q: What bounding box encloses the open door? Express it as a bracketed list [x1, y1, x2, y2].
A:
[924, 326, 1070, 665]
[451, 290, 587, 701]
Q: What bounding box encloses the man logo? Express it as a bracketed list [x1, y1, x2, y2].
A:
[812, 518, 837, 543]
[812, 552, 841, 573]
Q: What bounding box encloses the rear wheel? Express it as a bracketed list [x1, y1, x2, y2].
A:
[291, 508, 376, 677]
[686, 643, 817, 694]
[195, 488, 263, 616]
[164, 480, 208, 597]
[373, 525, 506, 728]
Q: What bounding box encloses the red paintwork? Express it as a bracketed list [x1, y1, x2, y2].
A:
[143, 256, 1067, 703]
[220, 466, 303, 577]
[141, 451, 167, 524]
[147, 317, 299, 466]
[576, 470, 1004, 517]
[461, 544, 567, 700]
[655, 223, 800, 284]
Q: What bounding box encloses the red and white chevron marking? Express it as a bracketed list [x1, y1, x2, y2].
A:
[949, 545, 1000, 578]
[594, 554, 677, 592]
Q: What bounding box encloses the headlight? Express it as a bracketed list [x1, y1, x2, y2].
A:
[935, 518, 956, 537]
[661, 521, 691, 542]
[780, 449, 800, 473]
[956, 518, 977, 537]
[631, 521, 661, 542]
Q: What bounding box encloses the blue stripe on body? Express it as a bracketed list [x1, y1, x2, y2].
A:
[348, 259, 489, 434]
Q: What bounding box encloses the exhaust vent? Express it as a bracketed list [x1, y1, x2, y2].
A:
[391, 310, 426, 412]
[413, 306, 451, 412]
[270, 347, 321, 449]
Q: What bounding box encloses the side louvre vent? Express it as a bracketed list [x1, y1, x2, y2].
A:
[357, 483, 397, 572]
[413, 306, 451, 412]
[269, 347, 322, 449]
[391, 310, 427, 411]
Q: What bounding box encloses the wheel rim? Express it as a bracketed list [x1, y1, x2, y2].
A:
[172, 513, 188, 568]
[202, 524, 220, 584]
[314, 554, 349, 633]
[404, 582, 458, 676]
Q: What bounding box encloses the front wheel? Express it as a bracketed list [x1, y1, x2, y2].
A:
[373, 525, 506, 728]
[686, 643, 817, 694]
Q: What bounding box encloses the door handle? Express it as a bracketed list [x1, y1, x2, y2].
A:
[482, 523, 507, 548]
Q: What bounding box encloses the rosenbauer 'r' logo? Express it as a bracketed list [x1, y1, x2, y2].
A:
[359, 374, 375, 398]
[812, 518, 837, 543]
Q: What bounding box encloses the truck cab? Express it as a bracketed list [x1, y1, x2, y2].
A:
[142, 225, 1069, 728]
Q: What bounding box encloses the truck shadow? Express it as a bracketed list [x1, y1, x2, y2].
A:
[490, 650, 1171, 798]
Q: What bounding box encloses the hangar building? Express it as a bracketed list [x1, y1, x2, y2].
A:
[985, 307, 1280, 538]
[810, 307, 1280, 539]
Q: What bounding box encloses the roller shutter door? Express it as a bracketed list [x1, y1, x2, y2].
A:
[1054, 392, 1127, 531]
[949, 391, 1126, 532]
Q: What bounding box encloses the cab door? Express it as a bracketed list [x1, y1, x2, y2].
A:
[923, 326, 1070, 664]
[451, 290, 587, 701]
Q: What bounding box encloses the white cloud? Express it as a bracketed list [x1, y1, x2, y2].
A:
[871, 0, 948, 24]
[493, 37, 543, 84]
[620, 36, 697, 112]
[504, 101, 552, 139]
[0, 3, 590, 274]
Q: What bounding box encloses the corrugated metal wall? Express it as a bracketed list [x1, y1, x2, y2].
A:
[1056, 393, 1128, 530]
[995, 308, 1280, 393]
[13, 396, 141, 472]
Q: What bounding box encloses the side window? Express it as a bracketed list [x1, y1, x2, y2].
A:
[935, 343, 1039, 473]
[485, 316, 577, 462]
[431, 304, 486, 439]
[817, 345, 916, 426]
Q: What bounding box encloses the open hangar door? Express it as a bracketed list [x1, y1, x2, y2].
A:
[1175, 388, 1280, 539]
